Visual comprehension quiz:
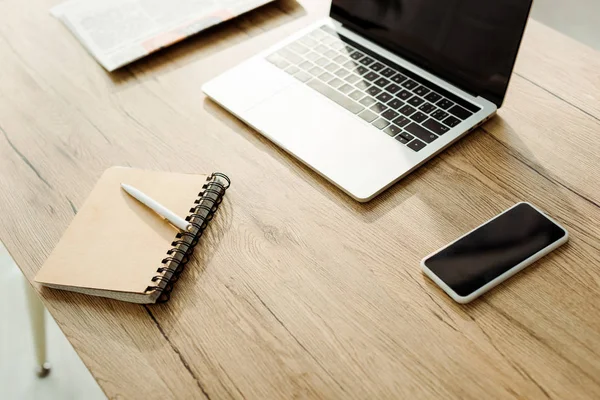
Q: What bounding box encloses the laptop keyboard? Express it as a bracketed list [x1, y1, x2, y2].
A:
[266, 26, 479, 152]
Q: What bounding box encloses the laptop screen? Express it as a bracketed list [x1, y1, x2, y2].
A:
[330, 0, 532, 107]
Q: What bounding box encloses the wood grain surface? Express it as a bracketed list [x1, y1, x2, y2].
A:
[1, 1, 599, 398]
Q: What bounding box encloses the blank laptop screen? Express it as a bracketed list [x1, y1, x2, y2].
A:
[331, 0, 533, 107]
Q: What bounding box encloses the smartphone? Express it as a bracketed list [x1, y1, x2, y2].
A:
[421, 202, 569, 304]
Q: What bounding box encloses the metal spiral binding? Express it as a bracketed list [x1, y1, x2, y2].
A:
[145, 172, 230, 303]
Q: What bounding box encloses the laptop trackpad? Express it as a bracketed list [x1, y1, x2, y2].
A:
[203, 59, 295, 114]
[244, 82, 416, 200]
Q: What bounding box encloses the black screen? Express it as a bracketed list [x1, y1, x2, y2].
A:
[424, 204, 566, 297]
[331, 0, 532, 107]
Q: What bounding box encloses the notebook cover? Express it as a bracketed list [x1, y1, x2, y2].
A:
[35, 167, 210, 296]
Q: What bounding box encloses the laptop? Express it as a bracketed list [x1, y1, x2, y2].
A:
[203, 0, 533, 201]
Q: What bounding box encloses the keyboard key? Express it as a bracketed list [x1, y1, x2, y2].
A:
[318, 71, 334, 82]
[411, 111, 427, 123]
[425, 92, 442, 103]
[408, 97, 424, 107]
[431, 109, 449, 121]
[443, 115, 461, 127]
[393, 115, 411, 127]
[367, 86, 382, 96]
[349, 90, 365, 101]
[308, 66, 325, 76]
[326, 34, 341, 43]
[395, 135, 409, 144]
[448, 105, 473, 120]
[399, 104, 417, 116]
[382, 109, 399, 121]
[299, 37, 317, 48]
[405, 123, 438, 143]
[423, 118, 450, 135]
[345, 74, 360, 84]
[370, 102, 387, 114]
[293, 71, 311, 82]
[400, 131, 414, 142]
[289, 42, 309, 54]
[334, 55, 347, 64]
[267, 53, 290, 69]
[402, 79, 419, 90]
[334, 68, 350, 78]
[329, 77, 344, 88]
[350, 51, 364, 60]
[384, 124, 402, 137]
[278, 49, 302, 64]
[315, 44, 329, 54]
[299, 61, 313, 71]
[407, 139, 426, 152]
[397, 89, 413, 100]
[309, 30, 325, 40]
[338, 84, 354, 94]
[343, 60, 357, 70]
[364, 71, 379, 82]
[307, 79, 364, 114]
[374, 77, 390, 88]
[437, 98, 453, 110]
[325, 50, 338, 58]
[315, 57, 329, 67]
[358, 109, 378, 122]
[355, 80, 371, 91]
[413, 85, 430, 96]
[391, 73, 407, 84]
[321, 36, 336, 45]
[325, 62, 339, 72]
[285, 65, 299, 75]
[370, 62, 385, 72]
[376, 92, 392, 103]
[359, 56, 375, 66]
[385, 83, 401, 94]
[372, 118, 390, 130]
[319, 32, 333, 42]
[418, 103, 436, 114]
[356, 65, 369, 75]
[359, 96, 377, 107]
[304, 29, 326, 40]
[331, 42, 346, 51]
[388, 98, 404, 110]
[305, 52, 320, 62]
[380, 67, 396, 78]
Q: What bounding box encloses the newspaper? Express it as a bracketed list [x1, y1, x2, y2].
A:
[52, 0, 274, 71]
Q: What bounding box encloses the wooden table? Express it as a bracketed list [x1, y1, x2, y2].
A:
[2, 0, 600, 398]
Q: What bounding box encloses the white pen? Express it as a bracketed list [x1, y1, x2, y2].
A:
[121, 183, 192, 232]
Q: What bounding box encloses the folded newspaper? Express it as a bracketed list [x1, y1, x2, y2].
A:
[52, 0, 273, 71]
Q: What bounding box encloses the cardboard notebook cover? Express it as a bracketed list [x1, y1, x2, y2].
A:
[35, 167, 228, 304]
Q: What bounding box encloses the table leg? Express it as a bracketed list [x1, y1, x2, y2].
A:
[23, 280, 51, 377]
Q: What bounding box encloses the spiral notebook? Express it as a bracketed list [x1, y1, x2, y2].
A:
[35, 167, 230, 304]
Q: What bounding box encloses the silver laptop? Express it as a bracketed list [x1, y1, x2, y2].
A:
[203, 0, 533, 201]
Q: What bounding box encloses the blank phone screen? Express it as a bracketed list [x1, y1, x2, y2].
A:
[424, 203, 566, 297]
